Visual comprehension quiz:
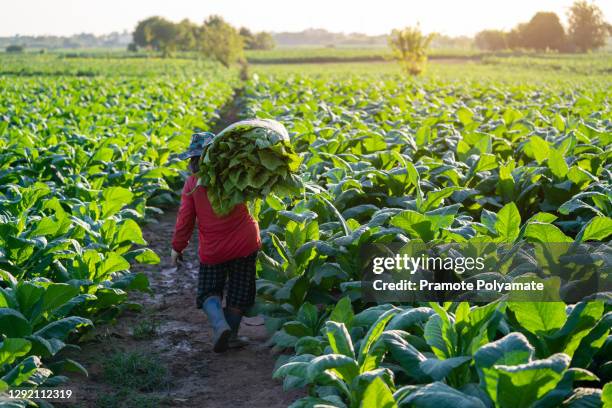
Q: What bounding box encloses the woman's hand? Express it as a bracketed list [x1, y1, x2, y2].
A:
[171, 249, 183, 266]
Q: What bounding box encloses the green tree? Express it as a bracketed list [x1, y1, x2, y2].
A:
[239, 28, 275, 50]
[149, 18, 179, 56]
[133, 16, 162, 49]
[199, 15, 244, 67]
[239, 27, 255, 49]
[567, 0, 611, 52]
[388, 26, 435, 76]
[176, 19, 199, 51]
[520, 12, 566, 51]
[251, 32, 275, 50]
[474, 30, 507, 51]
[132, 16, 178, 56]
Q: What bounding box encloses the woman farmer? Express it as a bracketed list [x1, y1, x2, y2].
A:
[171, 132, 261, 353]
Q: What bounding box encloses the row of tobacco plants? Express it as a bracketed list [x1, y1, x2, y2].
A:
[242, 74, 612, 407]
[0, 63, 236, 405]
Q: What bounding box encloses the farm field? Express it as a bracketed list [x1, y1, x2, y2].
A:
[0, 52, 611, 407]
[242, 67, 612, 407]
[0, 47, 476, 67]
[0, 58, 239, 406]
[243, 47, 571, 64]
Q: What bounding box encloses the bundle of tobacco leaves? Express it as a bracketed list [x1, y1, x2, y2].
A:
[198, 119, 302, 216]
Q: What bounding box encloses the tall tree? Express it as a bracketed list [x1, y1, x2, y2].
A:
[133, 16, 165, 49]
[199, 15, 244, 67]
[251, 32, 276, 50]
[239, 27, 254, 49]
[132, 16, 178, 55]
[149, 18, 179, 56]
[176, 19, 199, 51]
[567, 0, 611, 52]
[239, 28, 275, 50]
[520, 12, 566, 51]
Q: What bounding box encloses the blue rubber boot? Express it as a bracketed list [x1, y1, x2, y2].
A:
[202, 296, 231, 352]
[225, 308, 250, 348]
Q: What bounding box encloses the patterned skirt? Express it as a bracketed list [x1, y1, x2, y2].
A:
[196, 251, 257, 311]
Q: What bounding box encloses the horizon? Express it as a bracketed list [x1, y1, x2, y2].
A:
[2, 0, 610, 38]
[0, 27, 461, 39]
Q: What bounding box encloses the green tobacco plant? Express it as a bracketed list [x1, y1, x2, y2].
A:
[0, 64, 236, 398]
[473, 333, 600, 408]
[242, 70, 611, 407]
[3, 52, 611, 407]
[274, 308, 398, 408]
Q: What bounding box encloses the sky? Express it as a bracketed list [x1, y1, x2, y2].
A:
[1, 0, 610, 38]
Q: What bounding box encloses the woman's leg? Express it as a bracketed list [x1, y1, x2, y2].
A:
[198, 262, 231, 352]
[224, 305, 246, 345]
[225, 252, 257, 345]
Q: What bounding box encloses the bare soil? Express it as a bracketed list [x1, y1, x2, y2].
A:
[62, 210, 302, 408]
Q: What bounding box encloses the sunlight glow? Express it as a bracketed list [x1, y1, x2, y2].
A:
[1, 0, 610, 37]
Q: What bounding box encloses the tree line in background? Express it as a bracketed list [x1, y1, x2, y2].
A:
[388, 0, 609, 77]
[269, 29, 470, 49]
[2, 0, 609, 57]
[0, 29, 472, 52]
[130, 15, 274, 65]
[0, 32, 132, 50]
[475, 1, 611, 52]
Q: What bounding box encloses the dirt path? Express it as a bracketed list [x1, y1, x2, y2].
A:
[212, 88, 243, 134]
[61, 94, 303, 407]
[64, 209, 301, 407]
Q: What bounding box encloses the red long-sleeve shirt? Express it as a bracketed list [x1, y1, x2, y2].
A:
[171, 175, 261, 265]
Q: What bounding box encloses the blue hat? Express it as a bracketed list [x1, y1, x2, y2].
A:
[178, 132, 215, 160]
